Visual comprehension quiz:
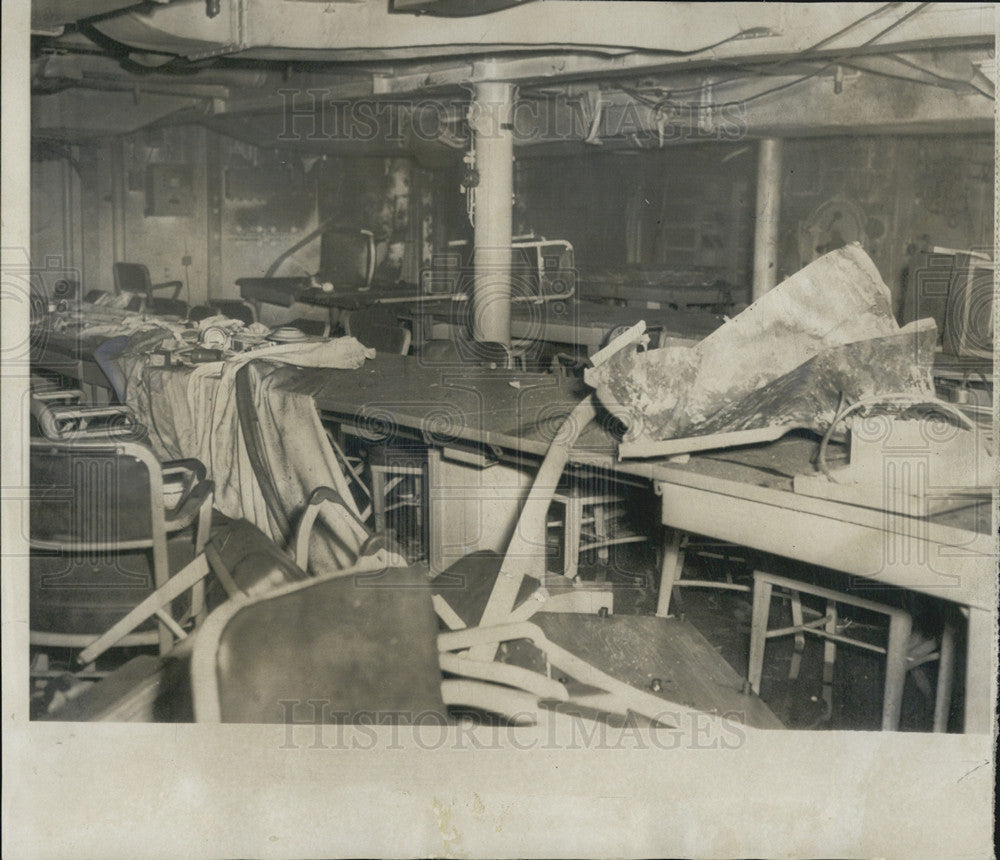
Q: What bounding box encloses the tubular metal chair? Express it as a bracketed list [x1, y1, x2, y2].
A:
[187, 305, 219, 324]
[209, 299, 255, 325]
[468, 340, 526, 370]
[30, 438, 214, 666]
[418, 338, 527, 370]
[188, 301, 256, 326]
[190, 487, 422, 723]
[187, 486, 659, 727]
[188, 483, 729, 730]
[30, 387, 142, 441]
[346, 308, 412, 356]
[189, 558, 708, 728]
[40, 515, 314, 721]
[113, 262, 186, 317]
[285, 317, 330, 337]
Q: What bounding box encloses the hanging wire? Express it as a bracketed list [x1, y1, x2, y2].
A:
[622, 2, 951, 114]
[621, 1, 901, 105]
[816, 392, 975, 482]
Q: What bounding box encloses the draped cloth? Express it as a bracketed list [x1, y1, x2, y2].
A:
[120, 338, 376, 574]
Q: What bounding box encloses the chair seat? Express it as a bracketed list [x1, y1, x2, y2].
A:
[197, 566, 445, 723]
[30, 531, 201, 636]
[202, 516, 309, 612]
[430, 550, 541, 630]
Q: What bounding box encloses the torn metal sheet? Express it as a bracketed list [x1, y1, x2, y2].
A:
[585, 244, 941, 456]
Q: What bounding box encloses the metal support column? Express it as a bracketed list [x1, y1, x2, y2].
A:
[752, 137, 782, 300]
[470, 80, 514, 345]
[109, 137, 127, 268]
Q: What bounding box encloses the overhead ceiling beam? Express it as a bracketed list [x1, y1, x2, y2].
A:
[31, 0, 157, 34]
[367, 37, 995, 98]
[32, 88, 201, 138]
[91, 1, 994, 68]
[213, 68, 993, 151]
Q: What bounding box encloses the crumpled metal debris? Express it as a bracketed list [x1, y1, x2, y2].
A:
[584, 244, 940, 455]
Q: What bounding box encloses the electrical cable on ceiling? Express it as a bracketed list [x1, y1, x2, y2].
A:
[618, 1, 899, 103]
[878, 53, 996, 98]
[838, 59, 996, 100]
[631, 27, 783, 58]
[621, 2, 947, 112]
[700, 2, 931, 110]
[764, 1, 901, 66]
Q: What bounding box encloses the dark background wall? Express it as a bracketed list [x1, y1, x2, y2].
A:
[31, 129, 993, 320]
[485, 134, 993, 313]
[780, 134, 993, 316]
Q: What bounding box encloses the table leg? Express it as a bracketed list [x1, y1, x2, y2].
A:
[747, 575, 773, 695]
[933, 612, 957, 733]
[656, 527, 685, 618]
[563, 494, 582, 582]
[882, 609, 911, 731]
[963, 606, 995, 734]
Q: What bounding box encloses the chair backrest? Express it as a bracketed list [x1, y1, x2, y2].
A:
[191, 566, 446, 723]
[466, 340, 514, 369]
[348, 306, 411, 355]
[30, 394, 141, 442]
[350, 321, 411, 355]
[209, 300, 255, 326]
[147, 297, 189, 319]
[419, 338, 462, 366]
[420, 337, 516, 369]
[30, 439, 164, 547]
[287, 317, 330, 337]
[113, 262, 153, 295]
[317, 227, 375, 290]
[188, 305, 216, 323]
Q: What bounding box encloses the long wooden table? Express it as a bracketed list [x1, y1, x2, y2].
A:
[406, 299, 722, 356]
[276, 353, 995, 733]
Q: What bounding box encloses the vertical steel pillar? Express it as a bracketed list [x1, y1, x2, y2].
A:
[752, 137, 782, 300]
[110, 137, 127, 267]
[470, 80, 514, 345]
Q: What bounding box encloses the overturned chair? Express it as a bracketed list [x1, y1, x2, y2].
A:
[188, 395, 779, 731]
